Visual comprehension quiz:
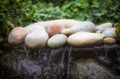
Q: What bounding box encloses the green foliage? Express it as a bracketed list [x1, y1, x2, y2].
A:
[0, 0, 64, 41]
[61, 0, 120, 23]
[115, 20, 120, 41]
[0, 0, 120, 43]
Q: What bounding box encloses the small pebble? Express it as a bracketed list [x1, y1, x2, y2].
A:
[103, 38, 116, 44]
[102, 28, 115, 38]
[47, 34, 67, 48]
[96, 23, 112, 32]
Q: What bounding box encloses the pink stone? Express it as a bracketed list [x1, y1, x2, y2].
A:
[8, 27, 30, 45]
[47, 23, 65, 36]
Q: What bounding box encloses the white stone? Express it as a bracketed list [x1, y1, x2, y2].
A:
[61, 21, 96, 35]
[25, 23, 46, 32]
[96, 23, 112, 32]
[47, 34, 67, 48]
[102, 28, 115, 38]
[25, 31, 49, 48]
[67, 32, 105, 47]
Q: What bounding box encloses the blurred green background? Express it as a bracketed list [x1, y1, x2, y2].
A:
[0, 0, 120, 43]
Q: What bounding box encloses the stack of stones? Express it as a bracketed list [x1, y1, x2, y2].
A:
[8, 19, 117, 48]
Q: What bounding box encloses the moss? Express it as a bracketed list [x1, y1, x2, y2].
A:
[115, 20, 120, 41]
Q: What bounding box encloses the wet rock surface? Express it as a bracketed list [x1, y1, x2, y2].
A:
[0, 44, 120, 79]
[71, 59, 120, 79]
[0, 47, 68, 79]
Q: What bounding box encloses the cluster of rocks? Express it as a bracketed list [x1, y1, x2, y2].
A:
[8, 19, 117, 48]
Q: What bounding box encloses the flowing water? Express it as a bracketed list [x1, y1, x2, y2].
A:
[0, 44, 120, 79]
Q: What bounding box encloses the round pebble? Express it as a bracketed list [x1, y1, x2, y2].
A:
[25, 23, 46, 32]
[8, 27, 29, 45]
[96, 23, 112, 32]
[67, 32, 105, 47]
[102, 28, 115, 38]
[47, 34, 67, 48]
[25, 31, 49, 48]
[61, 21, 96, 35]
[103, 38, 116, 44]
[47, 23, 65, 36]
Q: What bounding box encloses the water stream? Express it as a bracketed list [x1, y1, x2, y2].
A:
[1, 44, 120, 79]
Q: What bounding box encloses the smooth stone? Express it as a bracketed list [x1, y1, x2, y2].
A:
[36, 19, 81, 28]
[47, 23, 65, 36]
[95, 30, 102, 34]
[61, 21, 96, 35]
[96, 23, 113, 32]
[25, 23, 46, 32]
[103, 38, 116, 44]
[54, 19, 81, 28]
[67, 32, 105, 47]
[8, 27, 29, 45]
[47, 34, 67, 48]
[25, 31, 49, 48]
[102, 28, 115, 38]
[71, 59, 117, 79]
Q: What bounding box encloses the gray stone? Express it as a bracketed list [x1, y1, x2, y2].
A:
[96, 23, 113, 32]
[61, 21, 96, 35]
[71, 59, 119, 79]
[102, 28, 115, 38]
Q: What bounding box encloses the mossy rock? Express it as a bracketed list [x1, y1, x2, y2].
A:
[115, 20, 120, 41]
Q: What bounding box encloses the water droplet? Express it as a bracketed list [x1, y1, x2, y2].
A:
[59, 47, 66, 68]
[104, 45, 109, 57]
[23, 44, 28, 53]
[67, 47, 72, 79]
[23, 45, 29, 58]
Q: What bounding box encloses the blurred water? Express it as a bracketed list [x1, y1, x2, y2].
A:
[1, 44, 120, 79]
